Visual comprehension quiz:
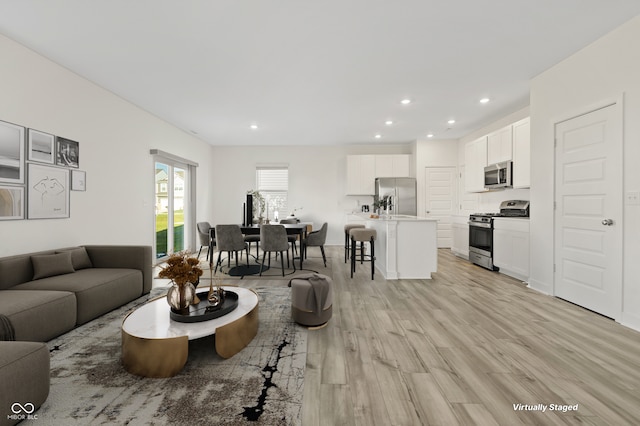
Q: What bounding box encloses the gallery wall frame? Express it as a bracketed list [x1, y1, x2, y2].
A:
[0, 120, 25, 184]
[56, 136, 79, 168]
[71, 169, 86, 191]
[0, 185, 24, 220]
[27, 163, 70, 219]
[28, 129, 56, 164]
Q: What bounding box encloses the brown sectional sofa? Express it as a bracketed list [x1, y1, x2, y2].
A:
[0, 245, 152, 425]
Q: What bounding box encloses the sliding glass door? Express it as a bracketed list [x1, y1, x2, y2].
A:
[155, 162, 189, 259]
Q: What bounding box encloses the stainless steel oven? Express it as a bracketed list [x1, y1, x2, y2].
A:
[468, 200, 530, 271]
[468, 214, 497, 270]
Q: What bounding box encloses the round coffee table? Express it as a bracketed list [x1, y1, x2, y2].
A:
[121, 286, 259, 378]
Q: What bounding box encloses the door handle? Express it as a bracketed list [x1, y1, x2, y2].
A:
[601, 219, 614, 226]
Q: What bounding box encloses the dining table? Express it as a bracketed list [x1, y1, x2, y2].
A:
[208, 222, 312, 271]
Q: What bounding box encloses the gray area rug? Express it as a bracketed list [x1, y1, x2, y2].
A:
[36, 286, 307, 425]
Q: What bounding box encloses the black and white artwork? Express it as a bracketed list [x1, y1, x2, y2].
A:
[0, 120, 25, 184]
[0, 185, 24, 220]
[71, 169, 86, 191]
[28, 163, 70, 219]
[28, 129, 56, 164]
[56, 136, 79, 168]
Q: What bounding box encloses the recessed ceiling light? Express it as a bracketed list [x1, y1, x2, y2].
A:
[400, 99, 411, 105]
[385, 120, 393, 126]
[480, 98, 490, 104]
[374, 134, 382, 139]
[447, 119, 456, 125]
[250, 124, 258, 130]
[427, 133, 434, 138]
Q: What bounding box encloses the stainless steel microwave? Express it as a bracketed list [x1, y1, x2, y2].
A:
[484, 161, 512, 189]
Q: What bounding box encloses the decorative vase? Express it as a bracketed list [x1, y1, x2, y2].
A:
[191, 278, 201, 304]
[207, 279, 221, 307]
[166, 282, 196, 311]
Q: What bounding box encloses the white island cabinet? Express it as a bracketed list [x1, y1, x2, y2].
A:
[365, 216, 438, 279]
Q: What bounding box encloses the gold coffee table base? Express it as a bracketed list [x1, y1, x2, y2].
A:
[121, 289, 259, 378]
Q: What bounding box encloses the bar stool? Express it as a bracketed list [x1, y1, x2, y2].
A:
[344, 224, 365, 263]
[350, 228, 377, 280]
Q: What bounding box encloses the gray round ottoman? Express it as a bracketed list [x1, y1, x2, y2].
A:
[289, 273, 333, 327]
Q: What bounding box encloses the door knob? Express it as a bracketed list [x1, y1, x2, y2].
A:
[602, 219, 614, 226]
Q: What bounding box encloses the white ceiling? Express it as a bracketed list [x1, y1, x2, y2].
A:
[0, 1, 639, 146]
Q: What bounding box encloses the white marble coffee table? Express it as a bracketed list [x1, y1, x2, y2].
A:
[121, 286, 259, 377]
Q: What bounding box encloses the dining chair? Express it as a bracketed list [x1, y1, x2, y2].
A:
[244, 233, 260, 258]
[259, 225, 294, 276]
[279, 217, 299, 255]
[214, 225, 249, 273]
[196, 221, 214, 259]
[302, 222, 328, 267]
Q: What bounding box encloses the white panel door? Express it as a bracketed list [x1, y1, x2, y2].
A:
[425, 167, 456, 248]
[554, 103, 622, 319]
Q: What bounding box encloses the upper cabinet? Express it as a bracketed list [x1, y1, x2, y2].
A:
[346, 155, 376, 195]
[346, 154, 411, 195]
[464, 117, 531, 193]
[464, 136, 488, 193]
[487, 125, 513, 165]
[375, 154, 410, 178]
[512, 118, 531, 188]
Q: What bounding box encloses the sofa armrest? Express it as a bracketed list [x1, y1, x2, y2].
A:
[83, 245, 152, 294]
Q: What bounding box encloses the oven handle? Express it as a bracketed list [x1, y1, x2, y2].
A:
[468, 221, 492, 228]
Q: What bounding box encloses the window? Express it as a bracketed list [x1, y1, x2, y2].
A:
[151, 149, 198, 260]
[256, 166, 288, 221]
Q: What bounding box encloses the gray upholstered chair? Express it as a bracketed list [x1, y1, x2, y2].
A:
[259, 225, 294, 276]
[279, 217, 299, 254]
[196, 222, 213, 259]
[214, 225, 249, 273]
[244, 234, 260, 258]
[302, 222, 328, 267]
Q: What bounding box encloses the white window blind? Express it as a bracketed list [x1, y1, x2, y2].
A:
[256, 166, 288, 220]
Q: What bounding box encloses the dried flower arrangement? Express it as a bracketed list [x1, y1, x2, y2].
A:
[158, 251, 203, 287]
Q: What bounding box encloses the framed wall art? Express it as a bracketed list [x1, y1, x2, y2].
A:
[0, 120, 25, 184]
[28, 163, 70, 219]
[28, 129, 56, 164]
[0, 185, 24, 220]
[71, 169, 86, 191]
[56, 136, 79, 168]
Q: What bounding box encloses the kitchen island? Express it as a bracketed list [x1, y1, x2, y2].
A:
[364, 215, 438, 279]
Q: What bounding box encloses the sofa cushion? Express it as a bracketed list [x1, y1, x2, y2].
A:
[0, 290, 76, 341]
[56, 247, 93, 270]
[31, 252, 75, 280]
[0, 341, 50, 426]
[14, 269, 144, 325]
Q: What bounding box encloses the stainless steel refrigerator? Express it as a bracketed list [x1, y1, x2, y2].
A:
[374, 177, 417, 216]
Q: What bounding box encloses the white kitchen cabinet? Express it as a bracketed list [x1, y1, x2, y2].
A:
[487, 125, 513, 165]
[451, 218, 469, 258]
[464, 136, 488, 193]
[375, 154, 410, 178]
[391, 155, 410, 177]
[346, 155, 376, 195]
[347, 154, 410, 194]
[512, 118, 531, 188]
[493, 218, 529, 281]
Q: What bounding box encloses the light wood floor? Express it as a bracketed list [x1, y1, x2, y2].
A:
[300, 247, 640, 426]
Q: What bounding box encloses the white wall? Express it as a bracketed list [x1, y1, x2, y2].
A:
[529, 15, 640, 330]
[0, 34, 214, 257]
[209, 144, 413, 246]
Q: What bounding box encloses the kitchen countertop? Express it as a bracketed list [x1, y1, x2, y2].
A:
[351, 212, 438, 222]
